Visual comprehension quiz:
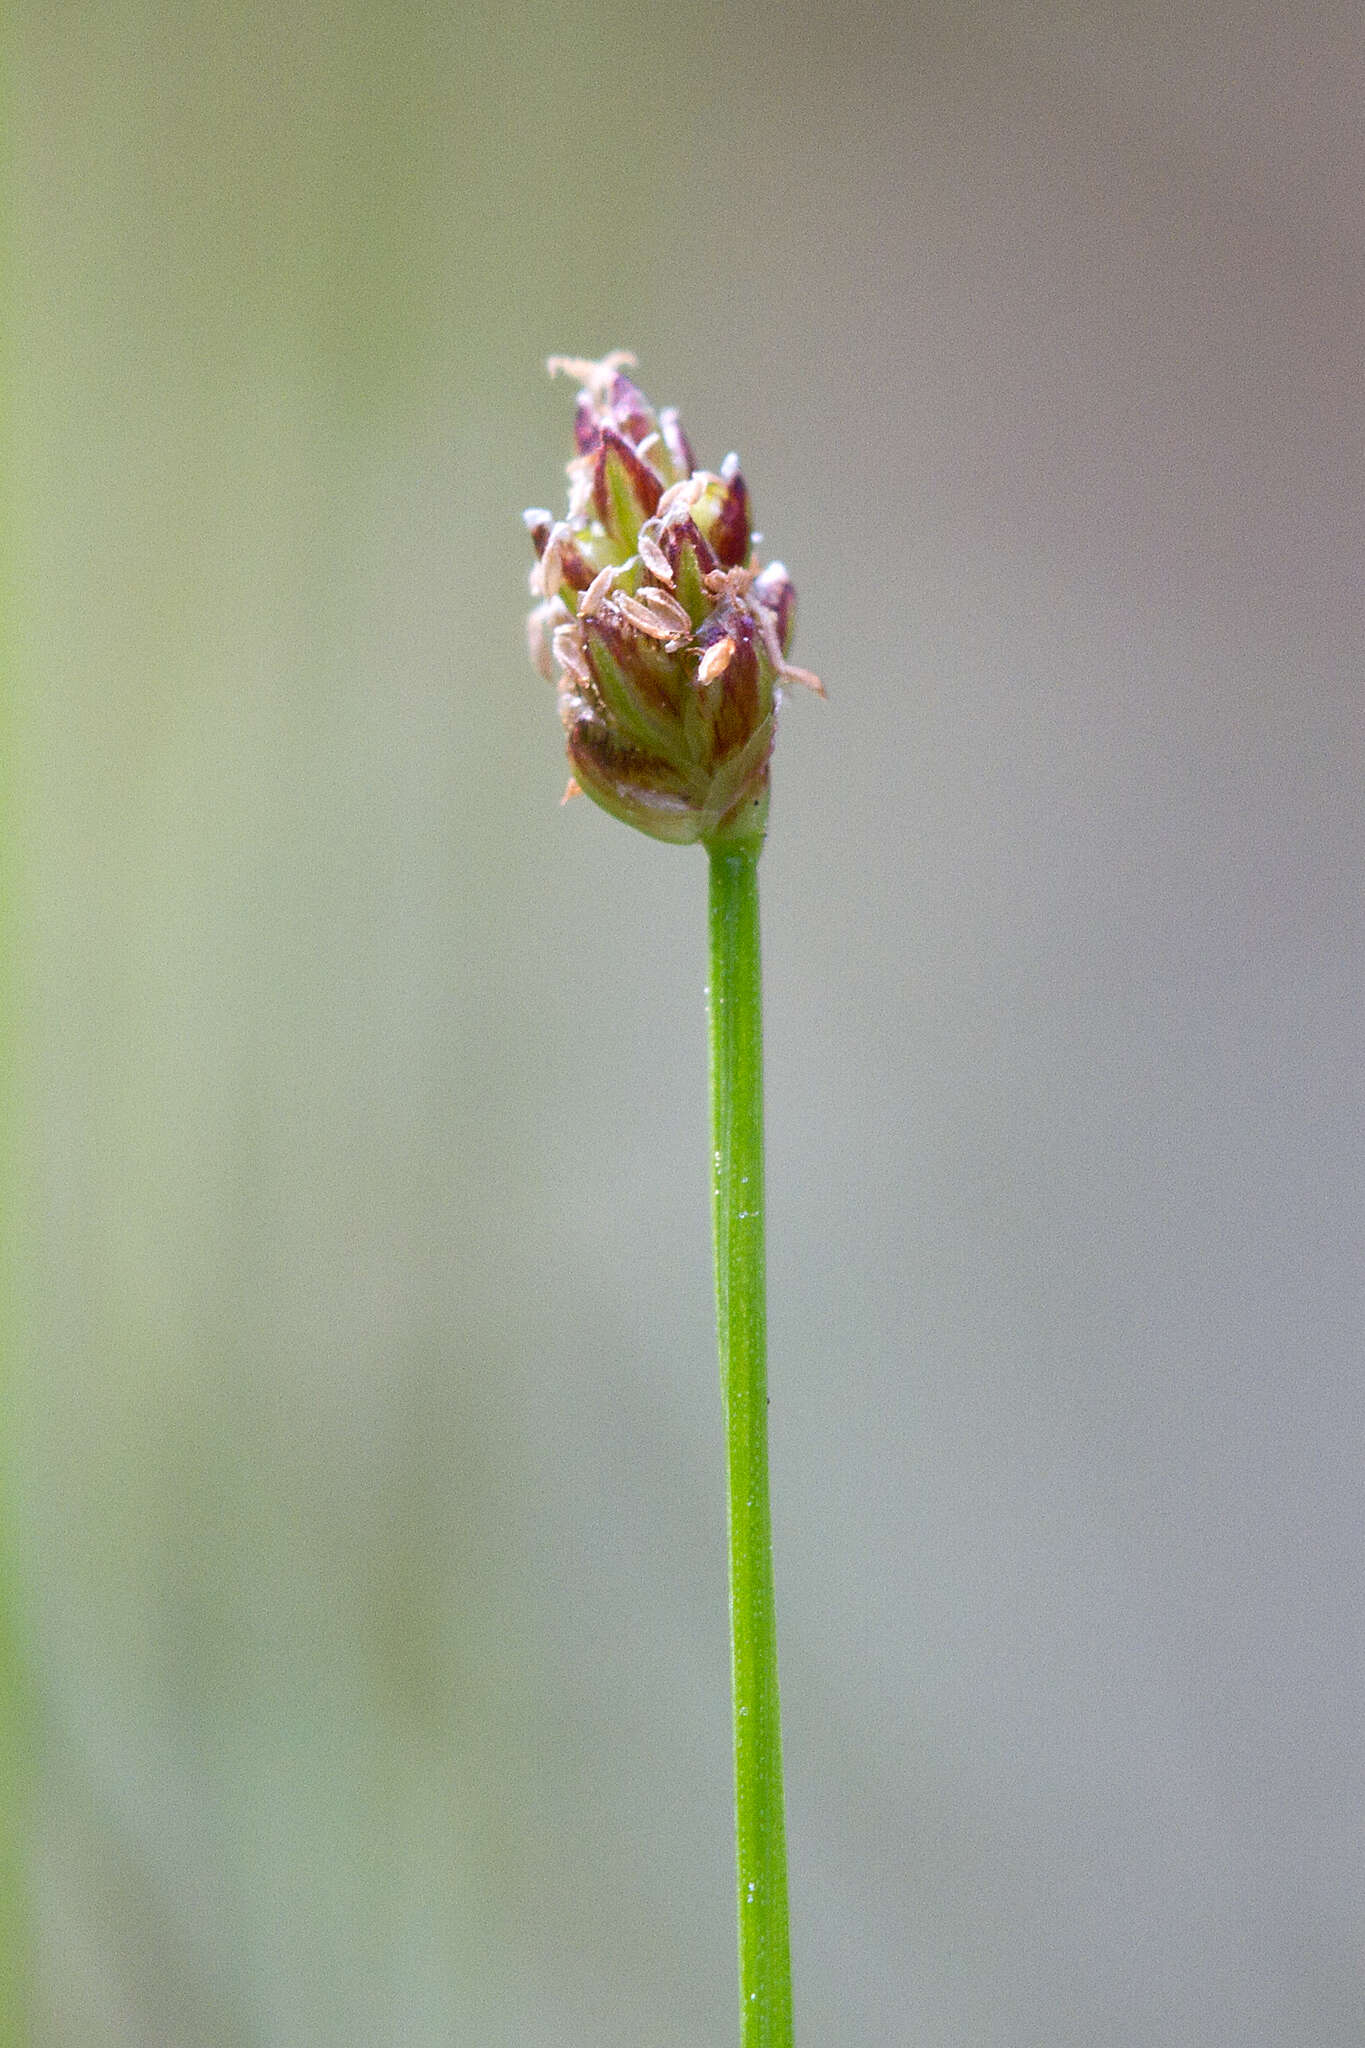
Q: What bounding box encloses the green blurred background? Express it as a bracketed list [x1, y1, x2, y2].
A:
[9, 2, 1364, 2041]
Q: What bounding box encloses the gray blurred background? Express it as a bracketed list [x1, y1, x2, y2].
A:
[10, 2, 1365, 2042]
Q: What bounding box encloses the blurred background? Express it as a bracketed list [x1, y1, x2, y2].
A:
[9, 2, 1364, 2041]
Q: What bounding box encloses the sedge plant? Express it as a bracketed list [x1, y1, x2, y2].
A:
[524, 353, 822, 2047]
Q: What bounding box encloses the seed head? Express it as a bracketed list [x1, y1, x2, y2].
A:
[524, 353, 821, 848]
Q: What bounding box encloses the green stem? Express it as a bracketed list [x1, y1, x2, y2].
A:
[706, 837, 793, 2048]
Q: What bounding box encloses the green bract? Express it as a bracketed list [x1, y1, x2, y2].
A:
[525, 353, 820, 848]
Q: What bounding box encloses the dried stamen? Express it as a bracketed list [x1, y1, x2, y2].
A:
[752, 603, 823, 695]
[538, 530, 565, 598]
[659, 407, 694, 475]
[658, 475, 706, 517]
[705, 566, 756, 601]
[552, 621, 591, 683]
[546, 349, 638, 394]
[615, 594, 680, 642]
[637, 525, 676, 584]
[578, 565, 617, 620]
[697, 636, 736, 684]
[631, 586, 693, 637]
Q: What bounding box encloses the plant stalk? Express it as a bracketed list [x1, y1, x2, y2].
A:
[706, 837, 793, 2048]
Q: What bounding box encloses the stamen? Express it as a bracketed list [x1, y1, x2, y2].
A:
[546, 350, 638, 394]
[552, 622, 591, 682]
[658, 476, 705, 516]
[779, 660, 825, 696]
[526, 599, 564, 681]
[634, 587, 692, 638]
[704, 565, 756, 599]
[697, 635, 736, 684]
[538, 532, 565, 597]
[659, 407, 694, 475]
[752, 601, 825, 696]
[578, 565, 616, 620]
[637, 527, 675, 584]
[616, 594, 678, 642]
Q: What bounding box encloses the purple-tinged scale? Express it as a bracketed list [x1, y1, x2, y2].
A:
[593, 425, 664, 539]
[707, 466, 750, 568]
[752, 562, 796, 653]
[606, 370, 656, 445]
[523, 508, 554, 553]
[573, 393, 600, 457]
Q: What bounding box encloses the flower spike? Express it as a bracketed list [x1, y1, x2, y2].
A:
[524, 352, 820, 848]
